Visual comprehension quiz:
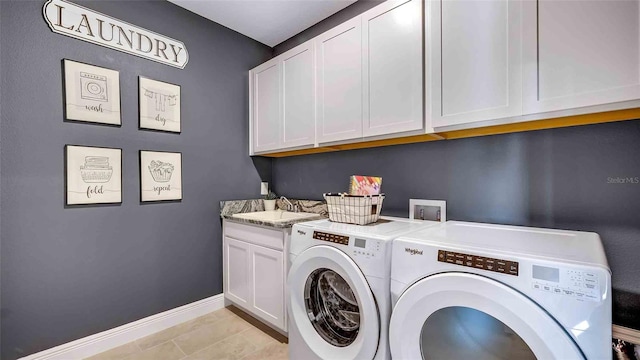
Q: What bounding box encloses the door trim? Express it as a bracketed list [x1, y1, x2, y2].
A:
[288, 245, 380, 359]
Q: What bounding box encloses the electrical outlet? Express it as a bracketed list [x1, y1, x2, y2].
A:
[260, 182, 269, 195]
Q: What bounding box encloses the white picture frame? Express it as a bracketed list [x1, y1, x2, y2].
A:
[63, 59, 121, 126]
[409, 199, 446, 222]
[139, 77, 181, 133]
[65, 145, 122, 205]
[139, 150, 183, 202]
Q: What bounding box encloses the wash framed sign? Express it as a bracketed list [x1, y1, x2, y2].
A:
[43, 0, 188, 69]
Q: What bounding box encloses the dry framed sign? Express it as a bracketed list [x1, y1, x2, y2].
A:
[65, 145, 122, 205]
[139, 77, 181, 133]
[63, 59, 121, 126]
[139, 150, 182, 202]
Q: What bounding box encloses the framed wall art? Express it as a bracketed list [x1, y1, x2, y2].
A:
[139, 77, 181, 133]
[63, 59, 121, 126]
[139, 150, 182, 202]
[65, 145, 122, 205]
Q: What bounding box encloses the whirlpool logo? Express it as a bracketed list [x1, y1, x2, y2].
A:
[297, 230, 306, 236]
[405, 248, 423, 255]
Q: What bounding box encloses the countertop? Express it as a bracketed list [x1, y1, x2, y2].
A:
[220, 198, 328, 229]
[221, 212, 325, 228]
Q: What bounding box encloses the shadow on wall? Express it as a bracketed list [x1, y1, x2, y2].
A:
[252, 156, 272, 184]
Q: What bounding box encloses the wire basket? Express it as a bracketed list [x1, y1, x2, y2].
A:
[324, 193, 385, 225]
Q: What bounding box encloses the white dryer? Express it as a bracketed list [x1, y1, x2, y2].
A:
[389, 221, 611, 360]
[288, 217, 440, 360]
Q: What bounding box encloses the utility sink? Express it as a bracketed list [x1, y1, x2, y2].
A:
[232, 210, 321, 223]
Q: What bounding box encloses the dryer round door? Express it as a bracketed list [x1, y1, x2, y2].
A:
[288, 245, 380, 359]
[389, 273, 584, 359]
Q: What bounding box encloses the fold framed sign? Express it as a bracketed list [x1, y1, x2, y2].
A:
[43, 0, 188, 69]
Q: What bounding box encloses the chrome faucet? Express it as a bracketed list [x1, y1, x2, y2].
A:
[280, 196, 295, 212]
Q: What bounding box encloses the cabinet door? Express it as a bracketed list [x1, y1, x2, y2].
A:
[282, 41, 316, 149]
[316, 17, 363, 143]
[362, 0, 423, 137]
[251, 60, 281, 153]
[251, 244, 285, 330]
[224, 237, 252, 308]
[429, 0, 522, 128]
[523, 0, 640, 114]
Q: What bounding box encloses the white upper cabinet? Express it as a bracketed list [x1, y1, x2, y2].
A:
[251, 60, 281, 153]
[523, 0, 640, 114]
[362, 0, 423, 137]
[428, 0, 523, 128]
[316, 17, 364, 144]
[282, 42, 316, 148]
[250, 41, 315, 154]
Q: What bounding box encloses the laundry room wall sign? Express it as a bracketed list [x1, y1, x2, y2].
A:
[43, 0, 189, 69]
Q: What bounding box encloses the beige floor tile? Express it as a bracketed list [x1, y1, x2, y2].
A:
[241, 327, 281, 347]
[183, 333, 258, 360]
[173, 314, 251, 355]
[135, 309, 226, 350]
[84, 342, 140, 360]
[240, 342, 288, 360]
[124, 341, 185, 360]
[212, 307, 237, 321]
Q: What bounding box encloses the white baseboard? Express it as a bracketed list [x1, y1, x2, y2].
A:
[20, 294, 225, 360]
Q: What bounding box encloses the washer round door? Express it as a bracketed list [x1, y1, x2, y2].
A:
[288, 245, 380, 359]
[389, 273, 585, 359]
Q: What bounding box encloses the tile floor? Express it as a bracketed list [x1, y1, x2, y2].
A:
[86, 306, 288, 360]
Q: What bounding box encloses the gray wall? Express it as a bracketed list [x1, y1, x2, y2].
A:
[0, 1, 272, 358]
[272, 121, 640, 328]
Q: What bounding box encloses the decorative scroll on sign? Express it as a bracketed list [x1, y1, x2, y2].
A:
[43, 0, 188, 69]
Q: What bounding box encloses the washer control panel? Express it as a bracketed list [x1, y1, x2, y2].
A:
[531, 265, 601, 302]
[313, 231, 349, 245]
[352, 238, 381, 259]
[313, 231, 382, 259]
[438, 250, 519, 276]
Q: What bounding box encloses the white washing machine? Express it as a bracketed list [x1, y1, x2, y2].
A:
[389, 221, 612, 360]
[288, 217, 440, 360]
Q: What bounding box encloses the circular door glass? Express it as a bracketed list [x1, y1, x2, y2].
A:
[304, 268, 360, 347]
[420, 306, 536, 359]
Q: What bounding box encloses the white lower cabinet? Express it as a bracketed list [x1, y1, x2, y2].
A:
[224, 237, 252, 308]
[251, 245, 284, 328]
[223, 220, 288, 333]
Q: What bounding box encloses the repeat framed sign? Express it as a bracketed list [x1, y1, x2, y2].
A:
[139, 150, 182, 202]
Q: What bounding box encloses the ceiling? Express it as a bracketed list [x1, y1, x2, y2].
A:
[168, 0, 358, 47]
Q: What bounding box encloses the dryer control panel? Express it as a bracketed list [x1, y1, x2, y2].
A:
[437, 250, 519, 276]
[531, 265, 601, 302]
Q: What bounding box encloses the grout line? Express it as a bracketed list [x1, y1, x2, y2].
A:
[173, 326, 251, 358]
[172, 339, 188, 357]
[133, 339, 143, 352]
